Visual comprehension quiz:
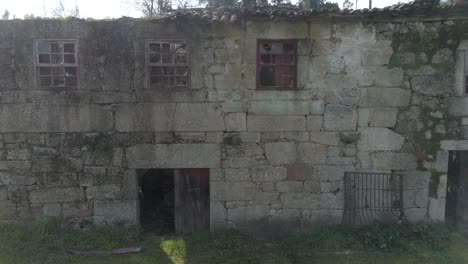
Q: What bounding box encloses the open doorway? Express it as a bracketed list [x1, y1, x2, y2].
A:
[446, 151, 468, 231]
[138, 168, 210, 234]
[139, 169, 175, 233]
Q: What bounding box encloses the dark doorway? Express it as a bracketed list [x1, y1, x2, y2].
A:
[446, 151, 468, 231]
[138, 168, 210, 234]
[139, 169, 175, 233]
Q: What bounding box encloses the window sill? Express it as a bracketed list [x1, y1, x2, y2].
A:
[256, 87, 298, 90]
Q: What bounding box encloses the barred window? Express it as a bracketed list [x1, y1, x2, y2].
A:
[257, 39, 297, 90]
[35, 40, 78, 88]
[147, 40, 189, 89]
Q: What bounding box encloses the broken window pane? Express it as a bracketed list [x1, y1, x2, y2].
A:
[174, 54, 187, 64]
[173, 43, 186, 54]
[175, 66, 187, 76]
[175, 77, 188, 86]
[65, 67, 76, 76]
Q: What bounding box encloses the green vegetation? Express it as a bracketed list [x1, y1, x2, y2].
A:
[388, 23, 468, 81]
[1, 221, 467, 264]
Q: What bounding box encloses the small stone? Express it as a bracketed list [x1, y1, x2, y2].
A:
[432, 48, 453, 64]
[410, 76, 452, 96]
[280, 193, 320, 209]
[276, 181, 303, 193]
[225, 113, 246, 132]
[286, 163, 314, 181]
[252, 166, 287, 182]
[304, 181, 320, 193]
[375, 67, 404, 87]
[225, 168, 251, 181]
[265, 142, 297, 165]
[323, 104, 357, 131]
[297, 143, 327, 164]
[43, 203, 61, 217]
[425, 130, 432, 139]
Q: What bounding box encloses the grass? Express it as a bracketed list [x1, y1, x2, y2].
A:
[0, 221, 467, 264]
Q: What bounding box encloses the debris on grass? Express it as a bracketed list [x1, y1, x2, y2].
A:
[65, 246, 143, 255]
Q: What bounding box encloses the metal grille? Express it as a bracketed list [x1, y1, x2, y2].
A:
[342, 172, 404, 226]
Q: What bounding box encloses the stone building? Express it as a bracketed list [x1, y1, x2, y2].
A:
[0, 2, 468, 233]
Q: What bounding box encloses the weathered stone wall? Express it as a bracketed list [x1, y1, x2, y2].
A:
[0, 17, 467, 232]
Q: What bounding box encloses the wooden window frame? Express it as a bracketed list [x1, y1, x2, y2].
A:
[146, 39, 191, 89]
[256, 39, 297, 90]
[34, 39, 79, 88]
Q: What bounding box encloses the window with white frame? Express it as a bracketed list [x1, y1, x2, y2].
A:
[35, 40, 78, 87]
[147, 40, 189, 88]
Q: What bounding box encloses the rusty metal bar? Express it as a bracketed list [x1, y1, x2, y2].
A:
[342, 172, 405, 226]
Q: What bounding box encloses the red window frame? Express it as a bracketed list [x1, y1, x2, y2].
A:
[256, 39, 297, 90]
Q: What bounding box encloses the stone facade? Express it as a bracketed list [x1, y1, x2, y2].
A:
[0, 10, 467, 232]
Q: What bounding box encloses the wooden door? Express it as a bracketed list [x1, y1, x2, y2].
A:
[457, 152, 468, 231]
[174, 168, 210, 234]
[446, 151, 459, 225]
[447, 151, 468, 231]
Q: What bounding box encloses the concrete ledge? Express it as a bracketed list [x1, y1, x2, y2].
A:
[440, 140, 468, 150]
[127, 144, 221, 168]
[447, 97, 468, 116]
[0, 104, 113, 132]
